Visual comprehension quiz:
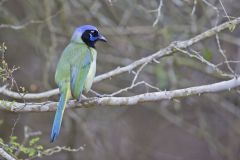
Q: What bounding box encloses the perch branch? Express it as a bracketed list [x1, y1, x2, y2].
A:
[0, 77, 239, 112]
[0, 148, 16, 160]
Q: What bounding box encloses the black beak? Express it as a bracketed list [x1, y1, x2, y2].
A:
[98, 34, 107, 42]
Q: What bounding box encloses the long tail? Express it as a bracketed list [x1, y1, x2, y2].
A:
[50, 88, 70, 143]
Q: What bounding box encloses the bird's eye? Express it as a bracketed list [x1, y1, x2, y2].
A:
[90, 30, 98, 37]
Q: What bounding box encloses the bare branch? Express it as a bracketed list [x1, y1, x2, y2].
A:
[191, 0, 197, 15]
[0, 9, 62, 30]
[216, 34, 235, 74]
[202, 0, 220, 26]
[218, 0, 231, 22]
[85, 17, 240, 82]
[0, 148, 16, 160]
[0, 20, 43, 30]
[0, 77, 239, 112]
[152, 0, 164, 27]
[0, 17, 239, 100]
[175, 47, 232, 77]
[0, 86, 59, 99]
[42, 145, 85, 156]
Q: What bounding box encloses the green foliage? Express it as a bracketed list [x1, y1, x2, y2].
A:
[203, 49, 213, 61]
[155, 63, 168, 89]
[228, 23, 236, 32]
[29, 137, 40, 146]
[0, 100, 16, 110]
[0, 42, 19, 83]
[162, 27, 173, 42]
[0, 42, 7, 54]
[0, 134, 44, 159]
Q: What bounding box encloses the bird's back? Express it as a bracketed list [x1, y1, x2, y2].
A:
[55, 43, 89, 85]
[55, 42, 96, 98]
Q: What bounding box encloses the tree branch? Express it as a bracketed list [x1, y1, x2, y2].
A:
[0, 77, 239, 112]
[0, 148, 16, 160]
[0, 17, 240, 100]
[0, 10, 62, 30]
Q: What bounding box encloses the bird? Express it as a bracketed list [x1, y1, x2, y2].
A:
[50, 25, 107, 142]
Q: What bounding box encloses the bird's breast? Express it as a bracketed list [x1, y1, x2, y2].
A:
[84, 49, 97, 92]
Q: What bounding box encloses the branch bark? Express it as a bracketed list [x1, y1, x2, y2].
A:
[0, 148, 16, 160]
[0, 77, 239, 112]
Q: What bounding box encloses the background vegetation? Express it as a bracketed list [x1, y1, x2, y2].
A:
[0, 0, 240, 160]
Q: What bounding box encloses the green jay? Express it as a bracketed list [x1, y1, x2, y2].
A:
[50, 25, 107, 142]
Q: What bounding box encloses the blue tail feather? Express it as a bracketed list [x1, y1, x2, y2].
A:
[50, 93, 66, 143]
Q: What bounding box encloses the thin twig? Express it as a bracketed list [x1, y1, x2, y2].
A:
[0, 9, 62, 30]
[175, 47, 232, 77]
[152, 0, 164, 27]
[215, 34, 235, 74]
[42, 145, 85, 156]
[218, 0, 231, 22]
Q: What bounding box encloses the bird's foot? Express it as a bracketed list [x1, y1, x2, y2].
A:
[77, 94, 88, 102]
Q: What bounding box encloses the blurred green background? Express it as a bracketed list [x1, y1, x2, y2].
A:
[0, 0, 240, 160]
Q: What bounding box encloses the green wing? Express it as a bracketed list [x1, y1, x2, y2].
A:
[55, 43, 92, 100]
[70, 51, 91, 99]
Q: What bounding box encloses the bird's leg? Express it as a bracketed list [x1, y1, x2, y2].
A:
[78, 94, 98, 103]
[77, 97, 81, 102]
[77, 94, 88, 102]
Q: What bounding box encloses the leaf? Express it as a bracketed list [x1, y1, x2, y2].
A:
[203, 49, 213, 61]
[0, 138, 3, 143]
[155, 64, 168, 89]
[36, 145, 43, 150]
[5, 147, 13, 154]
[19, 145, 29, 154]
[29, 137, 40, 146]
[10, 136, 17, 142]
[228, 23, 236, 32]
[28, 149, 36, 157]
[20, 86, 25, 92]
[11, 141, 20, 148]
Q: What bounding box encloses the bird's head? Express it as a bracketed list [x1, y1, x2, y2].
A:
[71, 25, 107, 48]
